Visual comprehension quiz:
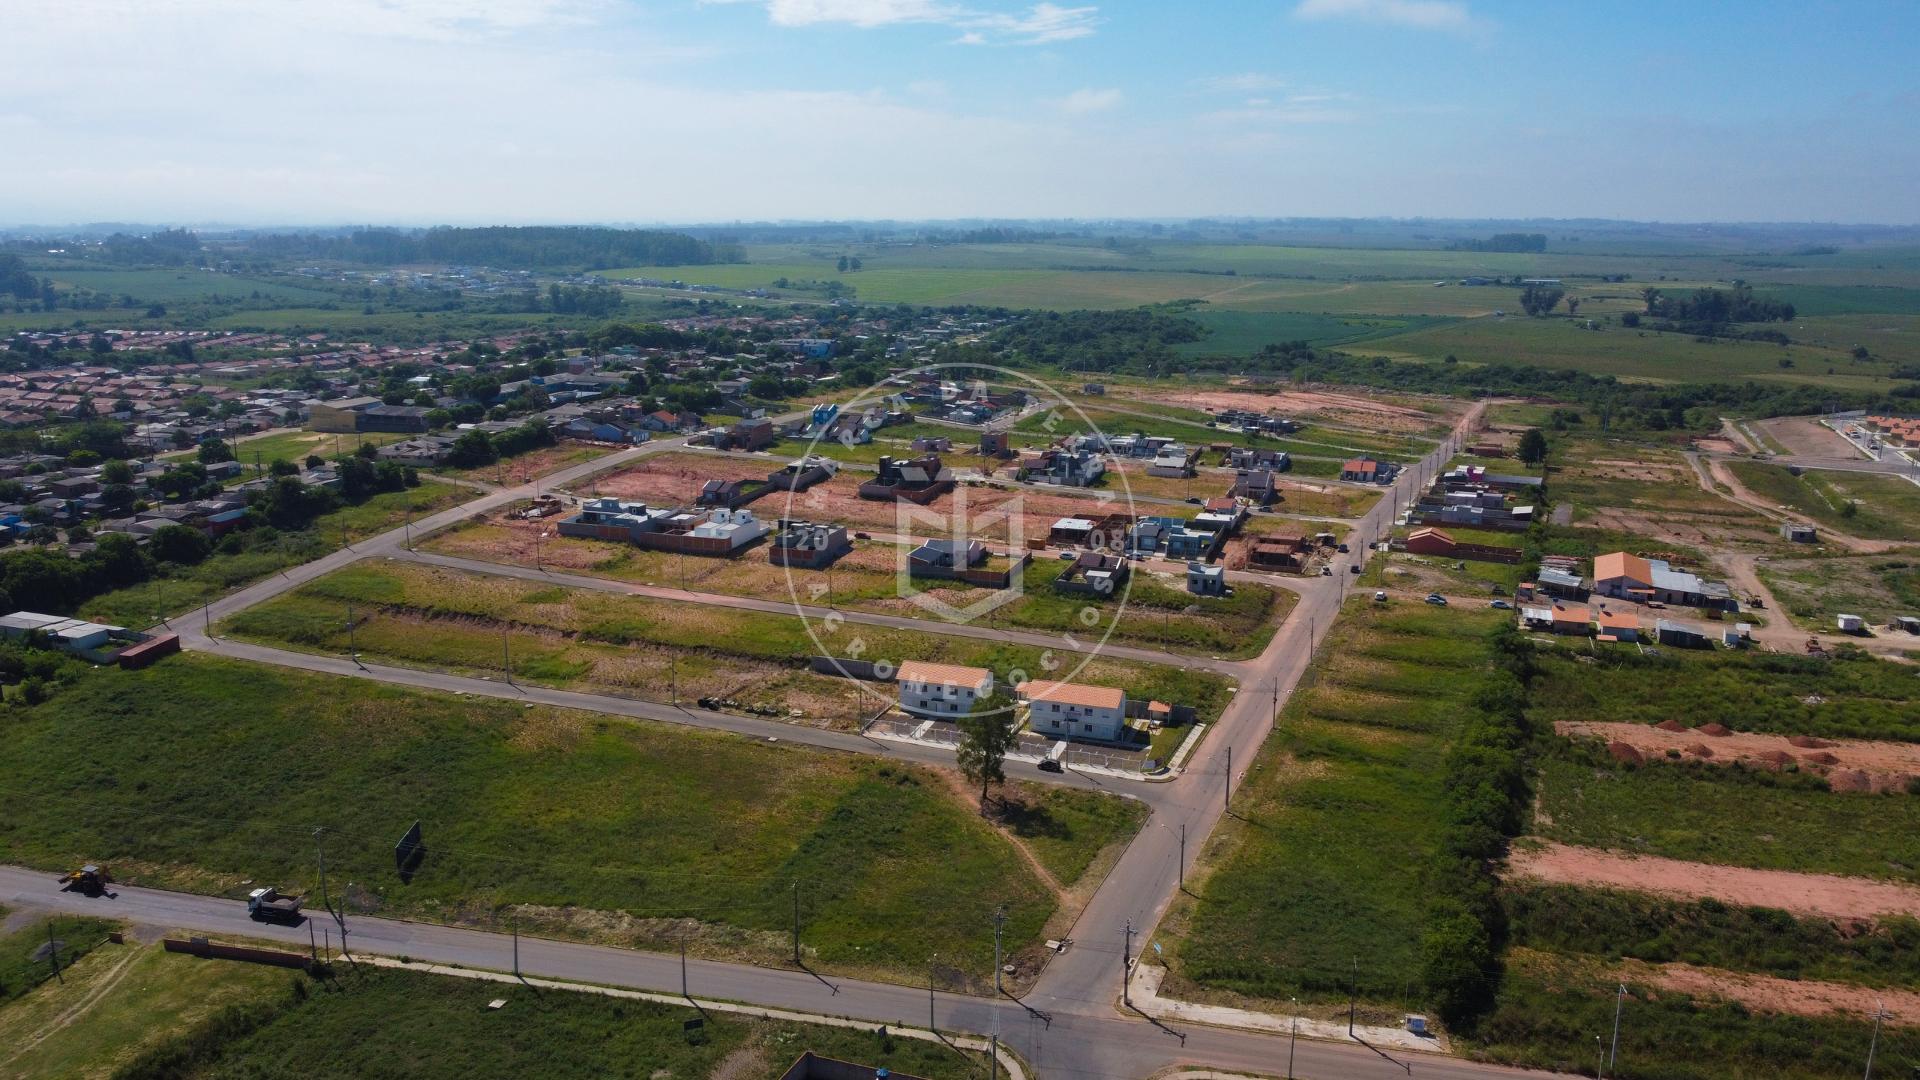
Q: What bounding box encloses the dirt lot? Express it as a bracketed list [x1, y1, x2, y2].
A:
[1580, 506, 1785, 555]
[1754, 415, 1861, 459]
[1691, 437, 1741, 455]
[1508, 841, 1920, 920]
[1626, 959, 1920, 1027]
[1560, 721, 1920, 793]
[1117, 386, 1448, 434]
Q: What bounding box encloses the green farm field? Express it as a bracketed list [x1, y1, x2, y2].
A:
[1366, 314, 1898, 385]
[0, 655, 1142, 983]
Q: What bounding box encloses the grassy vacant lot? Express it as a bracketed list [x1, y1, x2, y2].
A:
[0, 936, 285, 1079]
[222, 562, 1235, 725]
[1160, 603, 1507, 1012]
[1471, 947, 1896, 1080]
[76, 481, 469, 628]
[1527, 647, 1920, 743]
[1759, 554, 1920, 627]
[1727, 461, 1920, 542]
[184, 429, 408, 467]
[437, 441, 619, 484]
[423, 520, 1290, 658]
[1505, 883, 1920, 989]
[1175, 310, 1457, 353]
[1533, 746, 1920, 883]
[1011, 402, 1430, 461]
[0, 909, 119, 1010]
[1368, 314, 1883, 387]
[0, 656, 1143, 981]
[129, 963, 984, 1080]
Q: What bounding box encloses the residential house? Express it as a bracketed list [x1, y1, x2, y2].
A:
[1655, 620, 1709, 648]
[308, 395, 380, 433]
[715, 418, 775, 452]
[1019, 679, 1128, 743]
[895, 660, 993, 718]
[1342, 456, 1389, 483]
[1226, 447, 1291, 471]
[1781, 522, 1818, 543]
[1594, 608, 1641, 642]
[355, 404, 434, 434]
[1019, 448, 1105, 487]
[858, 455, 954, 504]
[1247, 533, 1311, 572]
[767, 520, 852, 569]
[1187, 561, 1227, 596]
[1593, 552, 1733, 609]
[1228, 469, 1277, 506]
[1401, 526, 1523, 564]
[911, 435, 953, 453]
[1146, 445, 1197, 478]
[1053, 551, 1130, 597]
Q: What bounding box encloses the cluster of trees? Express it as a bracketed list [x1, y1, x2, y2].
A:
[1447, 233, 1548, 253]
[834, 256, 864, 272]
[0, 633, 93, 705]
[986, 306, 1207, 373]
[1420, 627, 1537, 1030]
[0, 254, 43, 300]
[1517, 284, 1565, 316]
[441, 420, 557, 469]
[540, 283, 623, 316]
[1643, 285, 1795, 324]
[230, 227, 740, 270]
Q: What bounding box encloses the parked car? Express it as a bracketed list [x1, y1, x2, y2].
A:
[1425, 594, 1448, 606]
[1058, 551, 1077, 560]
[1320, 566, 1333, 576]
[854, 531, 871, 540]
[1184, 497, 1204, 505]
[1373, 590, 1388, 602]
[1336, 543, 1349, 553]
[1489, 599, 1512, 610]
[1037, 758, 1064, 773]
[1350, 564, 1361, 574]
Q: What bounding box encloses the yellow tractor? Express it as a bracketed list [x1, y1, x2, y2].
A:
[59, 865, 113, 895]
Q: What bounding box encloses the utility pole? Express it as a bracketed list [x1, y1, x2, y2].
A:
[1178, 822, 1186, 890]
[791, 882, 800, 965]
[1595, 1035, 1603, 1080]
[1121, 919, 1134, 1007]
[346, 603, 356, 660]
[314, 827, 331, 923]
[1609, 982, 1625, 1075]
[47, 919, 62, 983]
[1289, 998, 1299, 1079]
[929, 955, 938, 1033]
[1348, 956, 1357, 1037]
[1865, 1000, 1891, 1080]
[681, 930, 688, 998]
[203, 602, 211, 637]
[502, 623, 511, 683]
[1224, 745, 1232, 813]
[992, 908, 1005, 995]
[513, 912, 520, 977]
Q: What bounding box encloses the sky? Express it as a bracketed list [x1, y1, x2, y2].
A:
[4, 0, 1918, 226]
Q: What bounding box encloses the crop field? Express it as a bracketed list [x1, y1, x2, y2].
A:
[0, 656, 1145, 982]
[1366, 314, 1889, 386]
[1790, 313, 1920, 367]
[76, 480, 469, 628]
[1158, 603, 1507, 1014]
[1176, 310, 1458, 353]
[39, 266, 342, 305]
[1726, 461, 1920, 543]
[221, 561, 1234, 725]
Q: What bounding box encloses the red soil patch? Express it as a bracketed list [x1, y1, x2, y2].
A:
[1790, 735, 1835, 749]
[1135, 387, 1446, 434]
[1655, 719, 1689, 733]
[1697, 723, 1732, 737]
[1830, 769, 1874, 793]
[1508, 842, 1920, 921]
[1607, 741, 1644, 765]
[1628, 960, 1920, 1027]
[1558, 721, 1920, 794]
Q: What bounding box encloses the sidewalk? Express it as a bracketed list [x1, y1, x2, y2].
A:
[1129, 964, 1448, 1056]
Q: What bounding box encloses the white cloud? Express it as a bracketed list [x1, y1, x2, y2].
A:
[1053, 87, 1123, 114]
[1292, 0, 1473, 31]
[1198, 73, 1290, 93]
[717, 0, 1098, 44]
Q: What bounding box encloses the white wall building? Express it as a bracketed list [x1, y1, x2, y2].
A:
[1019, 679, 1128, 742]
[896, 660, 993, 717]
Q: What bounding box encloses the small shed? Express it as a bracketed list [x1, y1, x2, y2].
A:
[1837, 613, 1866, 634]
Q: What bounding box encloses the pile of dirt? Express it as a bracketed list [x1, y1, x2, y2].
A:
[1609, 741, 1645, 765]
[1686, 743, 1715, 758]
[1789, 735, 1834, 749]
[1829, 769, 1874, 793]
[1698, 723, 1733, 737]
[1656, 719, 1690, 733]
[1755, 750, 1795, 769]
[1802, 751, 1841, 766]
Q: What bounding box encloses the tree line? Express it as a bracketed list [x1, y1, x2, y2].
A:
[1447, 233, 1548, 253]
[230, 227, 741, 270]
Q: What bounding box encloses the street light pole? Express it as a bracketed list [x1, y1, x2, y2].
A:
[1289, 998, 1299, 1080]
[1609, 982, 1625, 1075]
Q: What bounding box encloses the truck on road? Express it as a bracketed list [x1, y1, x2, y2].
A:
[247, 887, 304, 923]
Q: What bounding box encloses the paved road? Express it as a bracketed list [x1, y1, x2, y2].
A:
[107, 400, 1566, 1078]
[0, 864, 1548, 1080]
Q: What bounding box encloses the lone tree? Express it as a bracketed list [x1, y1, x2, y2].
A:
[1516, 428, 1548, 465]
[956, 689, 1018, 812]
